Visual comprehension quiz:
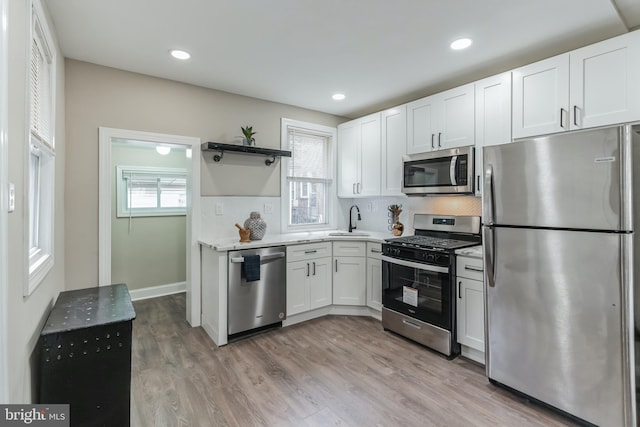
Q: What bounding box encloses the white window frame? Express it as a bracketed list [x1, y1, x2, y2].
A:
[280, 118, 337, 233]
[116, 165, 187, 217]
[26, 0, 56, 295]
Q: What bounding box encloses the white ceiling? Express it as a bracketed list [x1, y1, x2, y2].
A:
[46, 0, 639, 119]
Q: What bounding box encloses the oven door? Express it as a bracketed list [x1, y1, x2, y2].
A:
[381, 255, 452, 330]
[402, 146, 474, 195]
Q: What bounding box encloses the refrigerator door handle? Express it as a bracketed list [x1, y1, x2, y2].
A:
[483, 226, 496, 288]
[484, 164, 495, 226]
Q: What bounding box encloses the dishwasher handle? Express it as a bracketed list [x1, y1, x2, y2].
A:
[229, 252, 285, 263]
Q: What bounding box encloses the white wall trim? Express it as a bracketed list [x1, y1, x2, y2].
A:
[98, 127, 201, 326]
[128, 282, 186, 302]
[0, 0, 9, 403]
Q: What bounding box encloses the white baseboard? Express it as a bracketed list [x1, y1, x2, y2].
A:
[128, 281, 186, 301]
[461, 345, 485, 365]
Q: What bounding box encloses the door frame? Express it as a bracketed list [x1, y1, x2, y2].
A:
[98, 127, 201, 326]
[0, 0, 9, 402]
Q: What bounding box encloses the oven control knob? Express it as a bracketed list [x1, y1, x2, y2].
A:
[394, 248, 401, 256]
[426, 254, 435, 262]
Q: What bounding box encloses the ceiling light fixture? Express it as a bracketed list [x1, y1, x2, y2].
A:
[450, 38, 473, 50]
[156, 146, 171, 155]
[170, 49, 191, 60]
[332, 93, 346, 101]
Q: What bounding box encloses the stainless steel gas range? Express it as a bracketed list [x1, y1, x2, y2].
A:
[381, 214, 481, 357]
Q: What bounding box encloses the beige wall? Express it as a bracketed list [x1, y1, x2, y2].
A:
[111, 143, 187, 291]
[7, 1, 65, 402]
[65, 59, 345, 290]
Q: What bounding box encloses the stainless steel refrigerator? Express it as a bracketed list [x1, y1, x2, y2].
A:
[483, 124, 638, 427]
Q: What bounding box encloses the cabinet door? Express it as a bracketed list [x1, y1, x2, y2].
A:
[332, 257, 366, 305]
[570, 31, 640, 130]
[286, 260, 309, 316]
[358, 113, 381, 197]
[381, 105, 407, 196]
[475, 72, 512, 195]
[438, 83, 475, 149]
[407, 96, 438, 154]
[366, 257, 382, 311]
[456, 277, 485, 351]
[512, 54, 569, 139]
[337, 121, 359, 197]
[309, 257, 332, 310]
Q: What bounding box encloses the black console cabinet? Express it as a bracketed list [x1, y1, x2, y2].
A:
[38, 284, 136, 427]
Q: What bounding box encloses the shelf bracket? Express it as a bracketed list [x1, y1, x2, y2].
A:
[213, 150, 224, 162]
[265, 155, 277, 166]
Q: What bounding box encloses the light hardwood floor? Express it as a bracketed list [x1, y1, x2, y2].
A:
[131, 294, 577, 426]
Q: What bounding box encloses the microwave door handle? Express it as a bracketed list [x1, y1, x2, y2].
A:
[450, 155, 458, 186]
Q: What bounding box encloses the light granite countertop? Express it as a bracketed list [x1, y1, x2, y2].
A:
[199, 230, 398, 251]
[455, 245, 483, 258]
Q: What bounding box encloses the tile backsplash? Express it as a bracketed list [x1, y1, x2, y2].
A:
[346, 196, 482, 234]
[201, 195, 482, 241]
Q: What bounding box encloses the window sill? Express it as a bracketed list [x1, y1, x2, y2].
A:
[27, 252, 53, 296]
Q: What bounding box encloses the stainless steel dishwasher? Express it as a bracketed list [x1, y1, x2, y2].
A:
[228, 246, 286, 337]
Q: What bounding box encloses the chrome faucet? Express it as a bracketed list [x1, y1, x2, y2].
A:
[348, 205, 361, 232]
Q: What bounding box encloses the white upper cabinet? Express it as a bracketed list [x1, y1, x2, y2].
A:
[513, 31, 640, 139]
[407, 83, 475, 154]
[570, 31, 640, 130]
[474, 72, 512, 195]
[512, 54, 569, 139]
[337, 113, 381, 198]
[381, 105, 407, 196]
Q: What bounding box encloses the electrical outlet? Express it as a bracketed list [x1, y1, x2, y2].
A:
[264, 203, 273, 215]
[8, 183, 15, 213]
[215, 203, 224, 215]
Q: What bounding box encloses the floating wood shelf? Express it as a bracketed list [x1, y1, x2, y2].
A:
[201, 142, 291, 166]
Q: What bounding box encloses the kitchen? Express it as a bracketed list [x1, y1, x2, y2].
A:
[3, 0, 640, 426]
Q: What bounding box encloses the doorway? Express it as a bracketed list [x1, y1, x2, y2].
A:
[98, 128, 201, 327]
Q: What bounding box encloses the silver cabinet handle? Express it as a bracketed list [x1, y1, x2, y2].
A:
[458, 281, 462, 299]
[370, 248, 382, 253]
[304, 250, 317, 254]
[230, 252, 285, 263]
[476, 175, 480, 193]
[357, 183, 361, 194]
[312, 261, 316, 276]
[438, 132, 442, 148]
[352, 183, 356, 194]
[560, 108, 566, 128]
[402, 319, 421, 329]
[464, 265, 484, 272]
[306, 262, 310, 277]
[335, 259, 338, 272]
[573, 105, 579, 127]
[431, 134, 435, 149]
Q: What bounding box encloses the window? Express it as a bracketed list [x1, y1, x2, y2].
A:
[116, 166, 187, 217]
[27, 0, 56, 293]
[281, 119, 336, 231]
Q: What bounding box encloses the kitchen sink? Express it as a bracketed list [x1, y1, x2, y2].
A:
[328, 231, 369, 237]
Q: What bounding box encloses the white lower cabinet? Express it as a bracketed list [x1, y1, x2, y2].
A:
[286, 243, 332, 316]
[333, 241, 366, 306]
[456, 255, 485, 364]
[366, 242, 382, 311]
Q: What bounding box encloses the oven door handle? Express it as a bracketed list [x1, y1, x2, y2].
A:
[381, 255, 449, 274]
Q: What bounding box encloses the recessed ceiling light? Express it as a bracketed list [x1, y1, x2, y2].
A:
[332, 93, 346, 101]
[450, 38, 473, 50]
[170, 49, 191, 60]
[156, 146, 171, 155]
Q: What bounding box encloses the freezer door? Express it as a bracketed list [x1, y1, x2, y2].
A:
[483, 125, 631, 231]
[484, 227, 635, 426]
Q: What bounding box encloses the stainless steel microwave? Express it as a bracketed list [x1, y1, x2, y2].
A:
[402, 146, 474, 195]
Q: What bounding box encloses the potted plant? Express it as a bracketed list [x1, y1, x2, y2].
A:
[241, 125, 257, 146]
